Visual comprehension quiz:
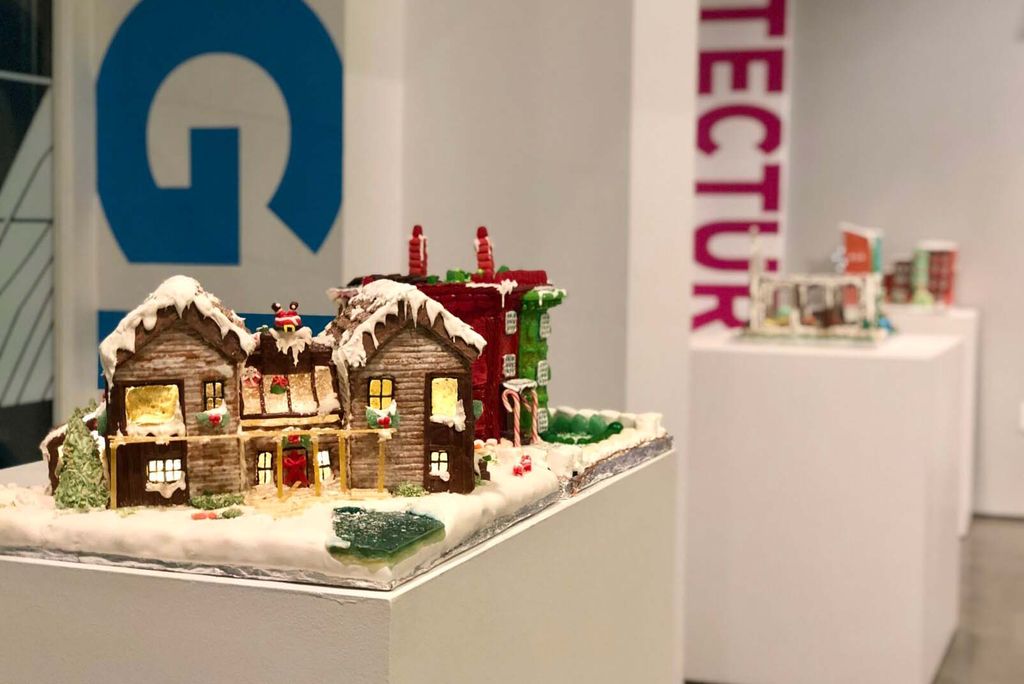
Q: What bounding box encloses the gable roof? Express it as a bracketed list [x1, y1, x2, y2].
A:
[98, 276, 257, 382]
[327, 279, 486, 368]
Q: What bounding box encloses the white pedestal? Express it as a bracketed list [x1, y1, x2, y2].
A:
[886, 305, 980, 536]
[0, 453, 678, 684]
[686, 332, 962, 684]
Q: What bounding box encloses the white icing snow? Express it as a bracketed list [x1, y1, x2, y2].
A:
[271, 326, 313, 365]
[0, 451, 561, 588]
[531, 285, 567, 304]
[430, 399, 466, 432]
[333, 279, 487, 368]
[98, 276, 256, 382]
[465, 279, 518, 306]
[145, 477, 186, 499]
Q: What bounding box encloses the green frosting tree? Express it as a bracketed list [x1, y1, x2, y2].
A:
[54, 406, 109, 510]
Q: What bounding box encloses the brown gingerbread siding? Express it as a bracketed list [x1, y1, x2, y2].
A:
[348, 326, 473, 491]
[108, 319, 243, 500]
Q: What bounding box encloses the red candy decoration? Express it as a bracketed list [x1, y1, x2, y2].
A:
[208, 413, 222, 426]
[287, 434, 301, 445]
[378, 415, 391, 428]
[513, 463, 525, 477]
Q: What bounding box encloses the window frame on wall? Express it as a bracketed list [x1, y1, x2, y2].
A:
[147, 458, 183, 484]
[256, 451, 274, 485]
[368, 376, 395, 410]
[429, 449, 449, 475]
[316, 449, 331, 482]
[202, 380, 224, 411]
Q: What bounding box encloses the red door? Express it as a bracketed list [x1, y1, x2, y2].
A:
[282, 448, 309, 487]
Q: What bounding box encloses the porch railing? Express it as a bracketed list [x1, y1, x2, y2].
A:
[106, 427, 394, 509]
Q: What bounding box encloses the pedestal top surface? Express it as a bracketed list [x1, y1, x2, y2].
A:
[691, 328, 962, 361]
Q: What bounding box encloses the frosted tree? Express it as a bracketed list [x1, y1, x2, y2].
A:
[54, 406, 109, 510]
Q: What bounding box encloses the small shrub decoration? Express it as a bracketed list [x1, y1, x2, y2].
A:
[221, 507, 244, 519]
[393, 482, 427, 498]
[190, 492, 245, 510]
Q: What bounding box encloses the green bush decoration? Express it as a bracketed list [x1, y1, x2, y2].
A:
[54, 407, 109, 510]
[394, 482, 427, 498]
[570, 413, 589, 434]
[549, 411, 572, 434]
[221, 507, 244, 519]
[587, 414, 608, 438]
[472, 399, 484, 419]
[190, 492, 245, 510]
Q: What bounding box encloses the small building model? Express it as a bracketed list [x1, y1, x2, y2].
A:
[349, 225, 565, 443]
[745, 228, 889, 341]
[47, 275, 487, 508]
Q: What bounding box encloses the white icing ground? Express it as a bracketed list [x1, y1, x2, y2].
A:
[271, 327, 313, 365]
[331, 280, 487, 368]
[98, 276, 257, 382]
[0, 452, 561, 587]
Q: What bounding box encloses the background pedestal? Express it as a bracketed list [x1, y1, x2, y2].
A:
[686, 332, 962, 684]
[0, 453, 677, 684]
[886, 305, 980, 536]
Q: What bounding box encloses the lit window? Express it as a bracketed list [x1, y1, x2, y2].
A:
[539, 313, 551, 339]
[317, 450, 331, 482]
[147, 458, 183, 484]
[257, 452, 274, 485]
[125, 385, 180, 425]
[369, 377, 394, 410]
[430, 377, 459, 416]
[502, 354, 517, 378]
[505, 310, 518, 335]
[538, 409, 549, 433]
[537, 360, 550, 386]
[203, 381, 224, 411]
[429, 450, 449, 474]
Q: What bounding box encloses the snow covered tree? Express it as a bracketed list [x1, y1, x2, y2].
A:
[54, 406, 109, 510]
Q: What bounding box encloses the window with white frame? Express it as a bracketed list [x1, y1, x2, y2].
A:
[539, 312, 551, 339]
[502, 353, 517, 378]
[317, 450, 331, 482]
[536, 360, 550, 386]
[429, 450, 449, 475]
[538, 408, 549, 433]
[257, 451, 274, 485]
[147, 458, 183, 484]
[504, 310, 518, 335]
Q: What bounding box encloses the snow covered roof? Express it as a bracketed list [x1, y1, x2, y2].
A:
[330, 279, 487, 368]
[98, 276, 257, 382]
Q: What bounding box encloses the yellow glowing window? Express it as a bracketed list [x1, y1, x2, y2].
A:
[202, 381, 224, 411]
[125, 385, 180, 425]
[368, 377, 394, 410]
[430, 377, 459, 417]
[257, 452, 274, 485]
[147, 458, 183, 484]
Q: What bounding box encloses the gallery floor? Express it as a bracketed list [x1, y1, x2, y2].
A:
[936, 518, 1024, 684]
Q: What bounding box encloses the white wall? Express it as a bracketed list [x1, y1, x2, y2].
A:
[788, 0, 1024, 516]
[400, 0, 633, 412]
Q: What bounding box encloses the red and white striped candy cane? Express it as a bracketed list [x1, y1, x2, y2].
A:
[523, 387, 542, 444]
[501, 388, 522, 447]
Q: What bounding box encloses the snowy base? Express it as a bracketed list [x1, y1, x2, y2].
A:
[0, 422, 670, 590]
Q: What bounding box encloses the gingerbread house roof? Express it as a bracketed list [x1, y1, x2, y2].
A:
[98, 276, 257, 382]
[326, 279, 486, 368]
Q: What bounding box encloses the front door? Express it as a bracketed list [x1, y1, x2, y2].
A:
[282, 447, 309, 487]
[424, 374, 473, 493]
[117, 442, 188, 507]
